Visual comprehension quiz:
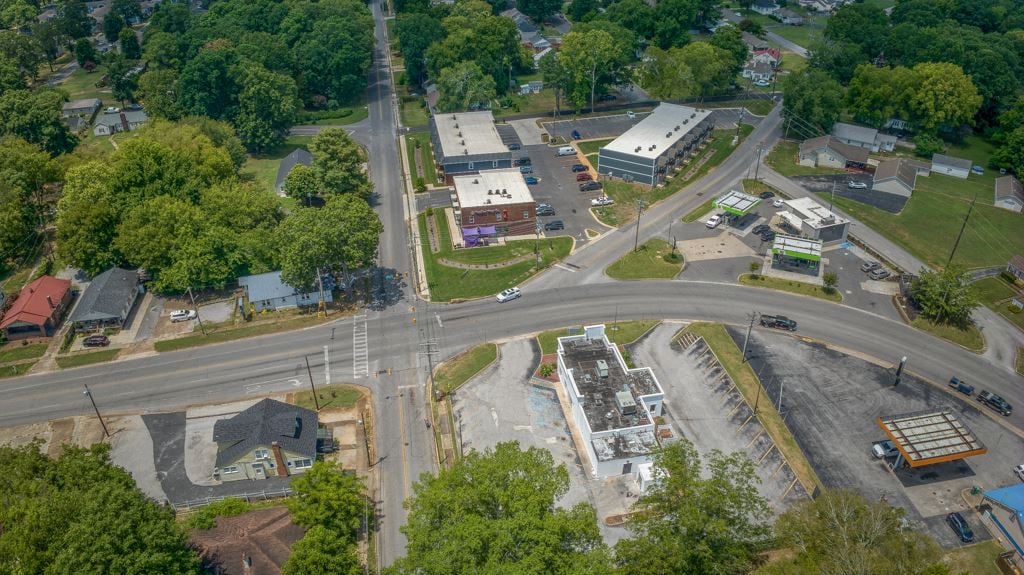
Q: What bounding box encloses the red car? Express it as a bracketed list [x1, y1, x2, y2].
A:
[575, 172, 593, 182]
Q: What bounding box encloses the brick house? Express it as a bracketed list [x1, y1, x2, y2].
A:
[0, 276, 72, 340]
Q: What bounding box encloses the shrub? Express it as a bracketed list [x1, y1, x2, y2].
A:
[822, 271, 838, 294]
[913, 133, 945, 158]
[296, 108, 355, 123]
[538, 363, 555, 377]
[414, 177, 426, 193]
[663, 252, 682, 264]
[185, 498, 252, 530]
[749, 261, 761, 278]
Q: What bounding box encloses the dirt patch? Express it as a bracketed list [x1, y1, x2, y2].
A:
[189, 506, 305, 575]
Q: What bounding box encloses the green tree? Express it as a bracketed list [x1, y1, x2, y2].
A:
[119, 27, 141, 59]
[426, 12, 524, 95]
[992, 125, 1024, 175]
[105, 52, 138, 105]
[710, 24, 750, 74]
[0, 180, 33, 263]
[31, 22, 63, 73]
[539, 50, 572, 115]
[435, 61, 496, 112]
[232, 62, 298, 152]
[0, 89, 77, 155]
[291, 6, 374, 105]
[56, 162, 119, 274]
[282, 526, 361, 575]
[394, 13, 446, 87]
[114, 195, 204, 278]
[614, 440, 770, 575]
[0, 55, 24, 97]
[286, 461, 367, 541]
[277, 194, 382, 290]
[678, 41, 733, 98]
[74, 37, 96, 67]
[308, 128, 372, 198]
[560, 28, 617, 111]
[177, 45, 238, 120]
[598, 0, 654, 41]
[180, 116, 247, 170]
[757, 490, 944, 575]
[567, 0, 598, 22]
[387, 441, 612, 575]
[0, 31, 43, 82]
[910, 265, 979, 327]
[518, 0, 561, 23]
[845, 64, 917, 129]
[138, 69, 184, 120]
[146, 1, 191, 34]
[807, 39, 868, 84]
[913, 132, 946, 158]
[104, 11, 125, 43]
[824, 2, 889, 59]
[142, 31, 186, 69]
[652, 0, 699, 48]
[823, 271, 838, 293]
[283, 164, 322, 201]
[781, 69, 844, 138]
[908, 62, 982, 132]
[640, 46, 695, 100]
[737, 18, 764, 37]
[0, 0, 37, 29]
[111, 0, 141, 20]
[57, 0, 91, 39]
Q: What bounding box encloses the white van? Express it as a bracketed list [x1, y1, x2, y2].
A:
[556, 146, 577, 156]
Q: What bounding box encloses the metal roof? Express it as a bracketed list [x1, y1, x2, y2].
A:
[785, 197, 848, 229]
[715, 190, 761, 215]
[832, 122, 878, 145]
[771, 234, 822, 262]
[601, 103, 712, 160]
[877, 409, 986, 468]
[454, 169, 534, 208]
[432, 111, 508, 159]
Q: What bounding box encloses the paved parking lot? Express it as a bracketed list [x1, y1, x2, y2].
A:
[522, 143, 609, 242]
[543, 108, 763, 142]
[739, 328, 1024, 549]
[794, 174, 907, 213]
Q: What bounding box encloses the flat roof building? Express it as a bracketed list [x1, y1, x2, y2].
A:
[556, 324, 665, 478]
[876, 409, 986, 468]
[597, 103, 714, 186]
[782, 196, 849, 243]
[429, 111, 513, 183]
[453, 169, 536, 238]
[715, 189, 762, 216]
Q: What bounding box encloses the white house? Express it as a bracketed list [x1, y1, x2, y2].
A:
[556, 325, 665, 478]
[931, 154, 971, 180]
[742, 61, 774, 82]
[778, 8, 804, 24]
[872, 158, 929, 198]
[798, 135, 869, 169]
[92, 110, 149, 136]
[831, 122, 897, 153]
[994, 175, 1023, 213]
[238, 271, 333, 313]
[752, 0, 779, 15]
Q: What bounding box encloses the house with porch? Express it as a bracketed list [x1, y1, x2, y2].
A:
[0, 276, 72, 340]
[213, 398, 320, 482]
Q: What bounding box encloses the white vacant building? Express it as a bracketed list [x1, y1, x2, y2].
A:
[931, 154, 972, 179]
[556, 324, 665, 478]
[781, 197, 849, 244]
[831, 122, 897, 153]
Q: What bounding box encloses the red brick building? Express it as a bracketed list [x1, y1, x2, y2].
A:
[0, 276, 72, 340]
[453, 169, 537, 239]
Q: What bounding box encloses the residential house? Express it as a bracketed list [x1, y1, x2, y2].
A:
[831, 122, 897, 153]
[68, 267, 142, 332]
[798, 135, 869, 169]
[741, 32, 769, 51]
[994, 175, 1023, 213]
[751, 48, 782, 68]
[274, 148, 313, 195]
[742, 61, 774, 83]
[778, 8, 804, 24]
[238, 271, 332, 314]
[872, 158, 929, 198]
[752, 0, 779, 16]
[501, 8, 550, 51]
[61, 98, 101, 131]
[213, 398, 319, 482]
[519, 80, 544, 95]
[1007, 255, 1024, 282]
[0, 276, 72, 340]
[93, 110, 149, 136]
[931, 153, 971, 180]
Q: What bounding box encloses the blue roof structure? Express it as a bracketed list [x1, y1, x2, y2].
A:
[986, 484, 1024, 516]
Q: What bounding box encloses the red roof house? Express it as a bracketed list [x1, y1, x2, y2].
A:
[752, 48, 782, 68]
[0, 276, 72, 339]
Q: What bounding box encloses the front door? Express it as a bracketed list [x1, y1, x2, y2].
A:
[622, 462, 632, 474]
[252, 463, 265, 479]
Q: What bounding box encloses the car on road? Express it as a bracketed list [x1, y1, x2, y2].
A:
[848, 181, 868, 189]
[1015, 464, 1024, 481]
[946, 512, 974, 543]
[626, 111, 636, 119]
[508, 143, 521, 150]
[571, 164, 588, 172]
[525, 176, 539, 185]
[872, 440, 899, 459]
[705, 214, 722, 228]
[772, 198, 784, 208]
[868, 268, 891, 280]
[860, 261, 881, 272]
[544, 220, 564, 231]
[978, 390, 1013, 416]
[519, 165, 533, 174]
[758, 191, 775, 199]
[948, 377, 974, 396]
[496, 287, 521, 303]
[83, 335, 110, 347]
[752, 224, 770, 234]
[576, 172, 593, 181]
[579, 181, 602, 191]
[571, 130, 581, 140]
[169, 309, 197, 322]
[760, 314, 797, 331]
[591, 196, 614, 206]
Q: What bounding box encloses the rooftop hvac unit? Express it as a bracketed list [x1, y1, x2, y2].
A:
[615, 391, 637, 415]
[584, 373, 593, 383]
[821, 216, 835, 225]
[502, 188, 507, 193]
[674, 125, 680, 131]
[485, 198, 492, 204]
[690, 112, 696, 118]
[463, 149, 469, 155]
[473, 179, 479, 184]
[458, 131, 462, 137]
[683, 119, 688, 124]
[452, 115, 457, 120]
[635, 146, 642, 152]
[596, 359, 609, 378]
[461, 140, 465, 145]
[487, 189, 493, 194]
[666, 132, 672, 138]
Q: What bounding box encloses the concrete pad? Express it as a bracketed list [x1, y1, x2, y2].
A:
[508, 119, 547, 145]
[109, 415, 168, 502]
[677, 231, 757, 262]
[860, 280, 899, 295]
[184, 399, 261, 486]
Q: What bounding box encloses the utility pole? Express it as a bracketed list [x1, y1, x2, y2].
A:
[741, 311, 758, 363]
[304, 356, 320, 410]
[82, 384, 109, 438]
[316, 267, 327, 318]
[828, 180, 836, 212]
[186, 287, 207, 336]
[633, 199, 646, 252]
[893, 356, 907, 387]
[947, 192, 978, 266]
[777, 378, 784, 413]
[753, 145, 764, 181]
[668, 219, 676, 255]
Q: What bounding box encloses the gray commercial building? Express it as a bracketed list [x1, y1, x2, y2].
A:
[429, 111, 513, 183]
[597, 103, 714, 186]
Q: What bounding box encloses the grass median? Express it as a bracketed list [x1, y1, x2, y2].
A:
[910, 317, 985, 352]
[537, 320, 660, 355]
[0, 343, 48, 364]
[154, 314, 331, 352]
[606, 239, 683, 280]
[56, 349, 120, 369]
[434, 343, 498, 393]
[684, 322, 823, 493]
[290, 384, 362, 411]
[739, 274, 843, 302]
[0, 362, 35, 379]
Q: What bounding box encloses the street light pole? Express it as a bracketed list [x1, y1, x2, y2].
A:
[304, 356, 321, 410]
[82, 384, 109, 438]
[634, 199, 645, 252]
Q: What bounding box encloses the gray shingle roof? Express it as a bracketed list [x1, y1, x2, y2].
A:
[213, 398, 318, 468]
[995, 175, 1023, 202]
[799, 135, 870, 164]
[275, 148, 313, 192]
[69, 267, 139, 323]
[931, 153, 972, 170]
[832, 122, 879, 145]
[873, 159, 917, 190]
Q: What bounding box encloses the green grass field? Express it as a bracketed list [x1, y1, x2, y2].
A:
[55, 67, 112, 104]
[418, 212, 573, 302]
[0, 362, 34, 379]
[0, 343, 48, 364]
[606, 239, 683, 280]
[405, 133, 439, 185]
[240, 135, 316, 194]
[740, 274, 843, 302]
[434, 343, 498, 392]
[766, 141, 846, 177]
[910, 317, 985, 351]
[577, 138, 614, 155]
[703, 99, 775, 116]
[290, 384, 362, 411]
[399, 98, 430, 128]
[56, 349, 120, 369]
[154, 314, 330, 352]
[973, 276, 1024, 331]
[537, 320, 659, 355]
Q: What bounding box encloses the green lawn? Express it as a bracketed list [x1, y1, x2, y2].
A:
[56, 349, 120, 369]
[606, 239, 683, 280]
[418, 212, 573, 302]
[55, 67, 112, 104]
[767, 22, 823, 48]
[399, 97, 430, 128]
[240, 135, 316, 194]
[739, 273, 843, 302]
[297, 104, 369, 126]
[577, 138, 614, 155]
[290, 384, 362, 411]
[941, 541, 1002, 575]
[0, 343, 48, 364]
[778, 52, 808, 75]
[910, 317, 985, 352]
[972, 276, 1024, 331]
[154, 315, 330, 352]
[681, 197, 716, 223]
[0, 362, 34, 379]
[537, 320, 660, 355]
[492, 90, 559, 119]
[766, 140, 845, 177]
[405, 133, 439, 185]
[1018, 347, 1024, 376]
[434, 343, 498, 392]
[703, 99, 775, 116]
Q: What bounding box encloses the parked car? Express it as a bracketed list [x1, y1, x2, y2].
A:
[83, 335, 110, 347]
[544, 220, 565, 231]
[525, 176, 539, 185]
[759, 191, 775, 199]
[571, 130, 581, 140]
[626, 111, 636, 119]
[872, 440, 899, 459]
[948, 376, 974, 396]
[1014, 464, 1024, 481]
[860, 261, 881, 272]
[557, 146, 576, 156]
[591, 196, 614, 207]
[571, 164, 588, 172]
[971, 165, 984, 175]
[599, 93, 617, 101]
[848, 181, 868, 189]
[753, 80, 770, 87]
[868, 268, 891, 280]
[579, 181, 602, 191]
[760, 314, 797, 331]
[752, 224, 770, 234]
[978, 390, 1013, 416]
[519, 165, 533, 174]
[759, 230, 776, 242]
[496, 287, 521, 303]
[772, 199, 784, 208]
[508, 143, 521, 150]
[946, 512, 974, 543]
[576, 172, 593, 182]
[536, 206, 555, 216]
[705, 214, 722, 228]
[169, 309, 197, 322]
[517, 157, 531, 166]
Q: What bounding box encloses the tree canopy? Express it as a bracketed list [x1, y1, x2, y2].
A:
[910, 265, 979, 327]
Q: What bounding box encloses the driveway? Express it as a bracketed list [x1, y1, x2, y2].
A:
[523, 143, 609, 243]
[415, 189, 453, 212]
[793, 174, 907, 214]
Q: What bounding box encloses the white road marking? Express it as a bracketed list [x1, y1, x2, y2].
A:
[491, 408, 499, 427]
[554, 263, 577, 272]
[243, 377, 301, 394]
[323, 345, 331, 385]
[352, 315, 369, 378]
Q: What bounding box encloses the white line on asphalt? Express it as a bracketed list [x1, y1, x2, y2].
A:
[554, 263, 577, 272]
[323, 345, 330, 386]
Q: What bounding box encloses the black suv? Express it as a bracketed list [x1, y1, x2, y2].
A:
[760, 315, 797, 331]
[946, 512, 974, 543]
[571, 164, 588, 172]
[516, 157, 531, 166]
[544, 220, 565, 231]
[579, 181, 602, 192]
[759, 191, 775, 199]
[978, 390, 1013, 416]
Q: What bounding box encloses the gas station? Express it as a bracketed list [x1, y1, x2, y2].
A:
[714, 190, 762, 226]
[770, 235, 823, 277]
[876, 409, 987, 469]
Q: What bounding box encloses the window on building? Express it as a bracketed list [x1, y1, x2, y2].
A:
[468, 162, 474, 170]
[492, 161, 498, 167]
[254, 448, 269, 459]
[222, 466, 239, 474]
[292, 459, 313, 469]
[523, 210, 529, 219]
[468, 215, 475, 224]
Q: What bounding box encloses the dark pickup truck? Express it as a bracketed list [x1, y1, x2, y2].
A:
[760, 315, 798, 331]
[978, 390, 1013, 416]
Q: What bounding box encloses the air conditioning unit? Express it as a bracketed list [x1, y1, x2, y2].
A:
[596, 359, 609, 378]
[666, 132, 672, 138]
[615, 391, 637, 415]
[487, 189, 493, 194]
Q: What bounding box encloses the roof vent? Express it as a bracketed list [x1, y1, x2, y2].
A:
[293, 416, 302, 438]
[666, 132, 672, 138]
[485, 198, 492, 204]
[675, 125, 680, 131]
[460, 140, 465, 145]
[635, 146, 641, 152]
[463, 149, 468, 155]
[458, 131, 462, 137]
[683, 119, 688, 124]
[487, 189, 493, 194]
[502, 188, 507, 193]
[452, 115, 457, 120]
[690, 112, 696, 118]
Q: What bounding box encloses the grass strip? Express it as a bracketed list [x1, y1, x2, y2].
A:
[910, 317, 985, 352]
[684, 322, 823, 492]
[0, 343, 48, 364]
[606, 239, 683, 280]
[536, 320, 660, 356]
[739, 274, 843, 302]
[289, 384, 362, 411]
[56, 349, 120, 369]
[434, 343, 498, 393]
[0, 361, 35, 379]
[154, 315, 330, 352]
